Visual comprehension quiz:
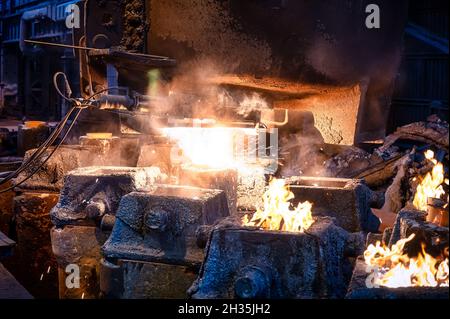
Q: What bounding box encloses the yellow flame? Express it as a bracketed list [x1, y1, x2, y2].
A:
[364, 234, 449, 288]
[413, 150, 446, 211]
[242, 178, 314, 233]
[424, 150, 435, 161]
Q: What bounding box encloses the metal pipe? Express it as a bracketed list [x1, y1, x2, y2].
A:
[24, 40, 173, 60]
[106, 64, 119, 95]
[262, 108, 289, 127]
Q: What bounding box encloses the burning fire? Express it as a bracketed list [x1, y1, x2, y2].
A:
[413, 150, 446, 211]
[364, 234, 449, 288]
[242, 178, 314, 233]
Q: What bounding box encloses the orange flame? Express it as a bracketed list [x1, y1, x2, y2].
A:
[242, 178, 314, 233]
[364, 234, 449, 288]
[413, 150, 446, 211]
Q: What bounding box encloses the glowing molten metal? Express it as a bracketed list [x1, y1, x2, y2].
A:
[364, 234, 449, 288]
[242, 178, 314, 233]
[85, 133, 113, 139]
[163, 126, 259, 171]
[413, 150, 446, 211]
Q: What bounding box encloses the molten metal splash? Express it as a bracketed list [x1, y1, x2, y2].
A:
[364, 234, 449, 288]
[413, 150, 446, 211]
[242, 178, 314, 233]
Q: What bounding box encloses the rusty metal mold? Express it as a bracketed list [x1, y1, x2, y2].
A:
[51, 225, 108, 299]
[345, 257, 449, 299]
[50, 166, 167, 299]
[51, 166, 167, 228]
[286, 176, 381, 233]
[101, 259, 198, 299]
[189, 217, 362, 299]
[15, 145, 124, 193]
[347, 209, 449, 299]
[101, 185, 230, 298]
[102, 185, 229, 265]
[179, 166, 238, 216]
[388, 209, 449, 256]
[6, 192, 60, 298]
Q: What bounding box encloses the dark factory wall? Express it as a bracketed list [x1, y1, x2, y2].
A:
[147, 0, 408, 84]
[409, 0, 448, 38]
[0, 0, 79, 120]
[388, 0, 449, 131]
[147, 0, 409, 143]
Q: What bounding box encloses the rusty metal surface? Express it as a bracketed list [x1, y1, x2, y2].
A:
[121, 260, 197, 299]
[85, 0, 147, 52]
[6, 192, 60, 299]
